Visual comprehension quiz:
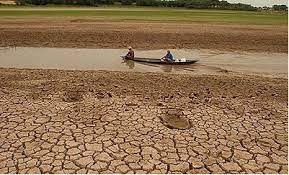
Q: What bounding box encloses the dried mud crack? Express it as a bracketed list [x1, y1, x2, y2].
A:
[0, 68, 287, 173]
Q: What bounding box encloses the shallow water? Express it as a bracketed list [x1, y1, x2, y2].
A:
[0, 47, 287, 78]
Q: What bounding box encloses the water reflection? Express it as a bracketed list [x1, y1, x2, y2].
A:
[122, 59, 135, 69]
[161, 65, 173, 73]
[123, 60, 197, 73]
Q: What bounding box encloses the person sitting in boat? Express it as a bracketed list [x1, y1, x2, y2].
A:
[125, 46, 134, 60]
[162, 50, 174, 63]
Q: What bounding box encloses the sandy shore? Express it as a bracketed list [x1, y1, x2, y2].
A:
[0, 19, 287, 53]
[0, 67, 287, 173]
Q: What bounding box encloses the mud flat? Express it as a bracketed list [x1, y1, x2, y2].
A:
[0, 19, 287, 53]
[0, 67, 287, 173]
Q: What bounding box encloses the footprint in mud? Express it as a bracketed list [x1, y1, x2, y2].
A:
[62, 90, 84, 102]
[159, 108, 191, 130]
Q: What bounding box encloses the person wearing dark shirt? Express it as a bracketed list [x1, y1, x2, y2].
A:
[126, 46, 134, 60]
[162, 50, 174, 63]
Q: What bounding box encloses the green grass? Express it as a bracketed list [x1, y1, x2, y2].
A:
[0, 6, 287, 25]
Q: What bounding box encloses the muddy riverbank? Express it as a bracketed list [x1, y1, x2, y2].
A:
[0, 20, 287, 53]
[0, 67, 287, 173]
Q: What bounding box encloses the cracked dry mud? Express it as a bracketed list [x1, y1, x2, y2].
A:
[0, 68, 287, 174]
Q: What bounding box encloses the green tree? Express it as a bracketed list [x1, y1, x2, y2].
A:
[273, 5, 288, 11]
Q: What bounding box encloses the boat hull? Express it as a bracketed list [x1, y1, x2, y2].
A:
[121, 56, 198, 65]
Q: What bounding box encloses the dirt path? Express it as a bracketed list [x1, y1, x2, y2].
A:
[0, 68, 287, 173]
[0, 19, 287, 53]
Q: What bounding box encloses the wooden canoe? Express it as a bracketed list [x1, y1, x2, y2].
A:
[121, 56, 198, 65]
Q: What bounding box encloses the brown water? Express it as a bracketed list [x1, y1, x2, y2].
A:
[0, 47, 287, 78]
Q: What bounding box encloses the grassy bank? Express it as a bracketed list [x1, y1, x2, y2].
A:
[0, 7, 287, 25]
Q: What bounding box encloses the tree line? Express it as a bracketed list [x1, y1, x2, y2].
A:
[136, 0, 257, 11]
[14, 0, 288, 11]
[272, 5, 288, 11]
[15, 0, 114, 6]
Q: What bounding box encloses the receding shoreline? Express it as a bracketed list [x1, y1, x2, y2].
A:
[0, 19, 287, 53]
